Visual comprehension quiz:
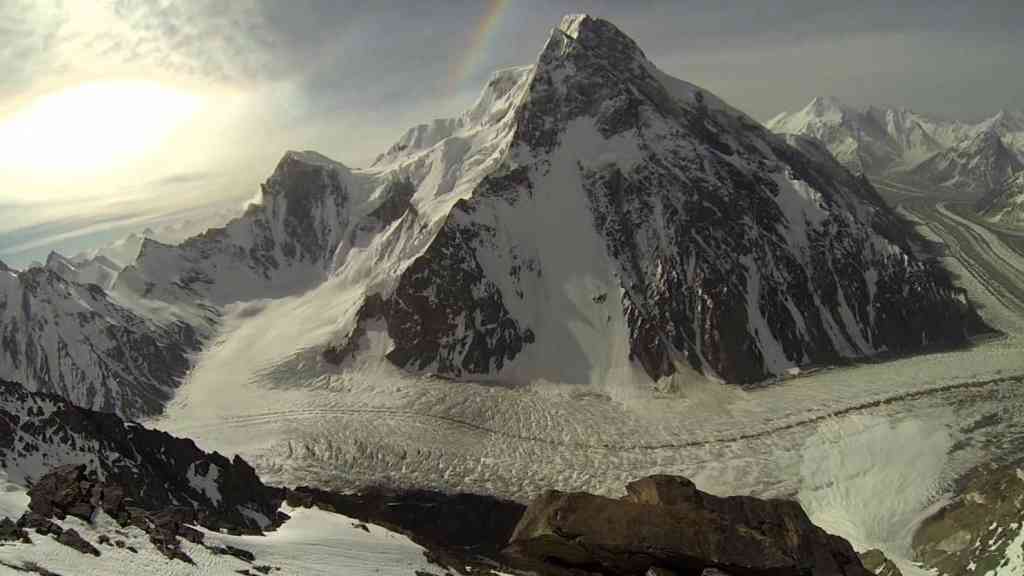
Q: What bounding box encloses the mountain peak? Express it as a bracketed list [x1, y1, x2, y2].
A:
[968, 127, 1007, 149]
[805, 95, 848, 117]
[557, 13, 590, 37]
[280, 150, 349, 171]
[553, 13, 646, 61]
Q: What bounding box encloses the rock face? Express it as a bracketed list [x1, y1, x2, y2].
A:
[506, 474, 870, 576]
[0, 380, 285, 533]
[913, 462, 1024, 576]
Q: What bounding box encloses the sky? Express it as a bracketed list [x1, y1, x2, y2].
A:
[1, 0, 1022, 267]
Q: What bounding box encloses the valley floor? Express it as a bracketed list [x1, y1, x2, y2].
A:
[144, 183, 1024, 572]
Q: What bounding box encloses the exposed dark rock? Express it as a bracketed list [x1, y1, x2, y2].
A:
[210, 544, 256, 563]
[286, 485, 526, 559]
[0, 560, 64, 575]
[56, 528, 100, 557]
[506, 474, 870, 576]
[179, 524, 205, 544]
[1, 381, 286, 537]
[17, 511, 62, 536]
[858, 549, 902, 576]
[382, 194, 535, 376]
[0, 516, 30, 544]
[26, 464, 94, 521]
[0, 384, 292, 566]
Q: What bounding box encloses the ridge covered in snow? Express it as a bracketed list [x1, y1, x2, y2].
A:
[0, 264, 209, 417]
[768, 98, 1024, 202]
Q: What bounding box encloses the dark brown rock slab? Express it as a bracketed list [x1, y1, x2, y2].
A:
[0, 516, 30, 544]
[506, 474, 870, 576]
[858, 549, 902, 576]
[56, 528, 100, 557]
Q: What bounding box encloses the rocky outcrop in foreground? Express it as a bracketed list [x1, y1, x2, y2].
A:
[12, 463, 283, 563]
[0, 379, 286, 562]
[286, 485, 526, 569]
[505, 475, 871, 576]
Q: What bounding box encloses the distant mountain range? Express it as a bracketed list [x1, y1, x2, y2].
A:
[767, 98, 1024, 220]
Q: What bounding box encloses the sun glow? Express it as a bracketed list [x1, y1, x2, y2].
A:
[0, 80, 204, 177]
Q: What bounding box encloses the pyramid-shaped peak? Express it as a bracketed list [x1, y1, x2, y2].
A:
[555, 14, 645, 58]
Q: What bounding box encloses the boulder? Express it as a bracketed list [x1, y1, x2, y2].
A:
[506, 474, 870, 576]
[57, 528, 101, 557]
[26, 464, 93, 520]
[858, 549, 902, 576]
[0, 516, 30, 544]
[17, 511, 63, 536]
[210, 544, 256, 562]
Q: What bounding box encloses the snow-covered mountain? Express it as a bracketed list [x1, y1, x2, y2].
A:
[979, 170, 1024, 224]
[765, 97, 957, 175]
[908, 128, 1023, 199]
[768, 98, 1024, 200]
[45, 251, 122, 291]
[112, 14, 977, 391]
[72, 231, 151, 270]
[0, 264, 209, 417]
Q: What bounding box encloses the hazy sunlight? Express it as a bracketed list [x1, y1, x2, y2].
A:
[0, 80, 203, 176]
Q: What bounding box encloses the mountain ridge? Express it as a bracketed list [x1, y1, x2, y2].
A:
[767, 96, 1024, 207]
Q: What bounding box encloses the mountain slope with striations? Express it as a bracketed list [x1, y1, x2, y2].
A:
[0, 264, 208, 417]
